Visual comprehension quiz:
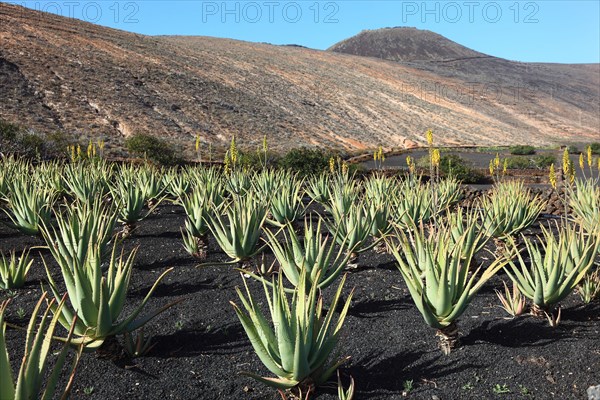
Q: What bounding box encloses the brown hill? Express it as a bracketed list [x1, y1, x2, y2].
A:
[328, 27, 488, 62]
[1, 4, 598, 156]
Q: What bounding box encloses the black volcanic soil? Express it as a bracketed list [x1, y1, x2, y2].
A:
[1, 200, 599, 400]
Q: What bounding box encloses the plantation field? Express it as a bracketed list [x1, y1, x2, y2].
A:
[0, 150, 599, 400]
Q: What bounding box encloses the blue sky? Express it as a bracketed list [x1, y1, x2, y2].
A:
[10, 1, 600, 63]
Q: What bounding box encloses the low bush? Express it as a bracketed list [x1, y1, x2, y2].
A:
[590, 142, 600, 155]
[278, 147, 333, 175]
[504, 155, 556, 170]
[125, 133, 181, 165]
[416, 154, 484, 184]
[236, 150, 279, 170]
[566, 145, 579, 154]
[0, 120, 82, 160]
[509, 145, 536, 155]
[439, 155, 485, 183]
[504, 157, 530, 170]
[532, 154, 556, 169]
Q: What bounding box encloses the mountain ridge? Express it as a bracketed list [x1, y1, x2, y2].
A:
[1, 4, 598, 156]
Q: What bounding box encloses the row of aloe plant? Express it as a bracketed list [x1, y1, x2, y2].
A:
[1, 159, 185, 398]
[1, 154, 598, 400]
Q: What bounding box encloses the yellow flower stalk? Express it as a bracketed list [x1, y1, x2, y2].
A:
[549, 164, 557, 189]
[262, 135, 268, 153]
[342, 161, 349, 175]
[406, 156, 415, 174]
[569, 163, 576, 183]
[195, 134, 201, 152]
[87, 140, 93, 158]
[426, 130, 433, 146]
[97, 139, 105, 151]
[224, 151, 231, 174]
[329, 157, 335, 174]
[431, 149, 441, 167]
[587, 145, 593, 167]
[579, 153, 584, 171]
[502, 158, 508, 175]
[489, 159, 494, 176]
[562, 148, 570, 175]
[494, 153, 500, 168]
[229, 136, 238, 166]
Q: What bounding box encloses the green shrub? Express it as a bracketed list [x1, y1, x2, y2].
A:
[125, 133, 181, 165]
[509, 145, 536, 155]
[236, 150, 279, 170]
[504, 155, 556, 170]
[278, 147, 333, 175]
[19, 133, 46, 158]
[566, 145, 579, 154]
[533, 154, 556, 169]
[504, 157, 531, 170]
[415, 154, 484, 184]
[0, 120, 77, 160]
[590, 143, 600, 155]
[0, 120, 20, 141]
[439, 154, 485, 183]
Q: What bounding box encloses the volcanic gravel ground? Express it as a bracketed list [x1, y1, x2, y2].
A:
[1, 203, 599, 400]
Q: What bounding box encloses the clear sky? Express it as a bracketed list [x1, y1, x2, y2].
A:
[10, 0, 600, 63]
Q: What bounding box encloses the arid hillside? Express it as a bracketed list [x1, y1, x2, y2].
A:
[1, 4, 598, 155]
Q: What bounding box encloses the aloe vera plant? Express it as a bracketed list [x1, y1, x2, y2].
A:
[0, 249, 33, 290]
[325, 178, 359, 220]
[180, 182, 224, 258]
[495, 281, 527, 317]
[110, 168, 158, 235]
[0, 293, 81, 400]
[391, 177, 434, 231]
[435, 177, 463, 212]
[138, 164, 166, 206]
[364, 174, 394, 240]
[388, 224, 505, 354]
[36, 161, 66, 196]
[268, 179, 305, 227]
[63, 161, 110, 203]
[204, 195, 268, 265]
[480, 181, 545, 240]
[43, 242, 178, 350]
[569, 178, 600, 235]
[163, 168, 190, 199]
[443, 208, 489, 261]
[2, 176, 55, 235]
[325, 202, 376, 257]
[337, 372, 355, 400]
[305, 173, 330, 205]
[226, 169, 252, 197]
[252, 169, 283, 203]
[41, 198, 117, 269]
[254, 217, 351, 290]
[231, 270, 353, 397]
[504, 225, 600, 326]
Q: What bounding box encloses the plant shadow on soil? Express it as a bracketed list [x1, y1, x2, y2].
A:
[461, 316, 572, 348]
[151, 322, 249, 358]
[340, 350, 481, 398]
[348, 298, 412, 319]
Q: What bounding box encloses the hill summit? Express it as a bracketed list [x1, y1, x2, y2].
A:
[1, 4, 598, 155]
[328, 27, 489, 62]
